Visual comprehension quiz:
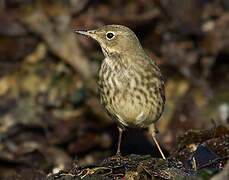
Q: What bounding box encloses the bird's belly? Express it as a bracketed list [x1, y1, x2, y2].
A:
[114, 96, 150, 127]
[98, 65, 164, 128]
[100, 84, 157, 128]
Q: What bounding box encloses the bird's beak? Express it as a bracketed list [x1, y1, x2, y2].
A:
[74, 30, 96, 38]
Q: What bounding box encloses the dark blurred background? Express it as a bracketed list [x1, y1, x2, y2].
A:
[0, 0, 228, 178]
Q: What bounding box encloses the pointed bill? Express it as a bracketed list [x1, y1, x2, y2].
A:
[74, 30, 96, 38]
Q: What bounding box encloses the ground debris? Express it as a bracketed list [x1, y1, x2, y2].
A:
[171, 124, 229, 161]
[46, 154, 194, 179]
[46, 125, 228, 180]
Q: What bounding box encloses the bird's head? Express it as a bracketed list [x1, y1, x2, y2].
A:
[75, 25, 143, 57]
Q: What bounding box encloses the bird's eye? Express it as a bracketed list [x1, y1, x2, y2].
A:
[106, 32, 115, 40]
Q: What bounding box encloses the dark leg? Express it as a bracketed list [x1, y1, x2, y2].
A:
[116, 126, 123, 155]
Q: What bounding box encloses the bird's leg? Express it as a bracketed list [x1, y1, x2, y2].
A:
[116, 126, 123, 156]
[108, 126, 123, 161]
[151, 123, 166, 159]
[152, 133, 166, 159]
[108, 126, 130, 162]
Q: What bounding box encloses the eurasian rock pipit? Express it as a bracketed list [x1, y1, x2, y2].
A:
[75, 25, 166, 159]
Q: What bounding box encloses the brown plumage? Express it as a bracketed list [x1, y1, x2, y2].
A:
[75, 25, 166, 159]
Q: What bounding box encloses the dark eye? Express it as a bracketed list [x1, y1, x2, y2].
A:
[106, 32, 114, 39]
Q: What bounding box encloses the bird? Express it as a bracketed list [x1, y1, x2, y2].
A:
[75, 25, 166, 159]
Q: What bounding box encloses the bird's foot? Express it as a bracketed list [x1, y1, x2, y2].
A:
[102, 154, 131, 168]
[109, 152, 122, 161]
[109, 153, 131, 163]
